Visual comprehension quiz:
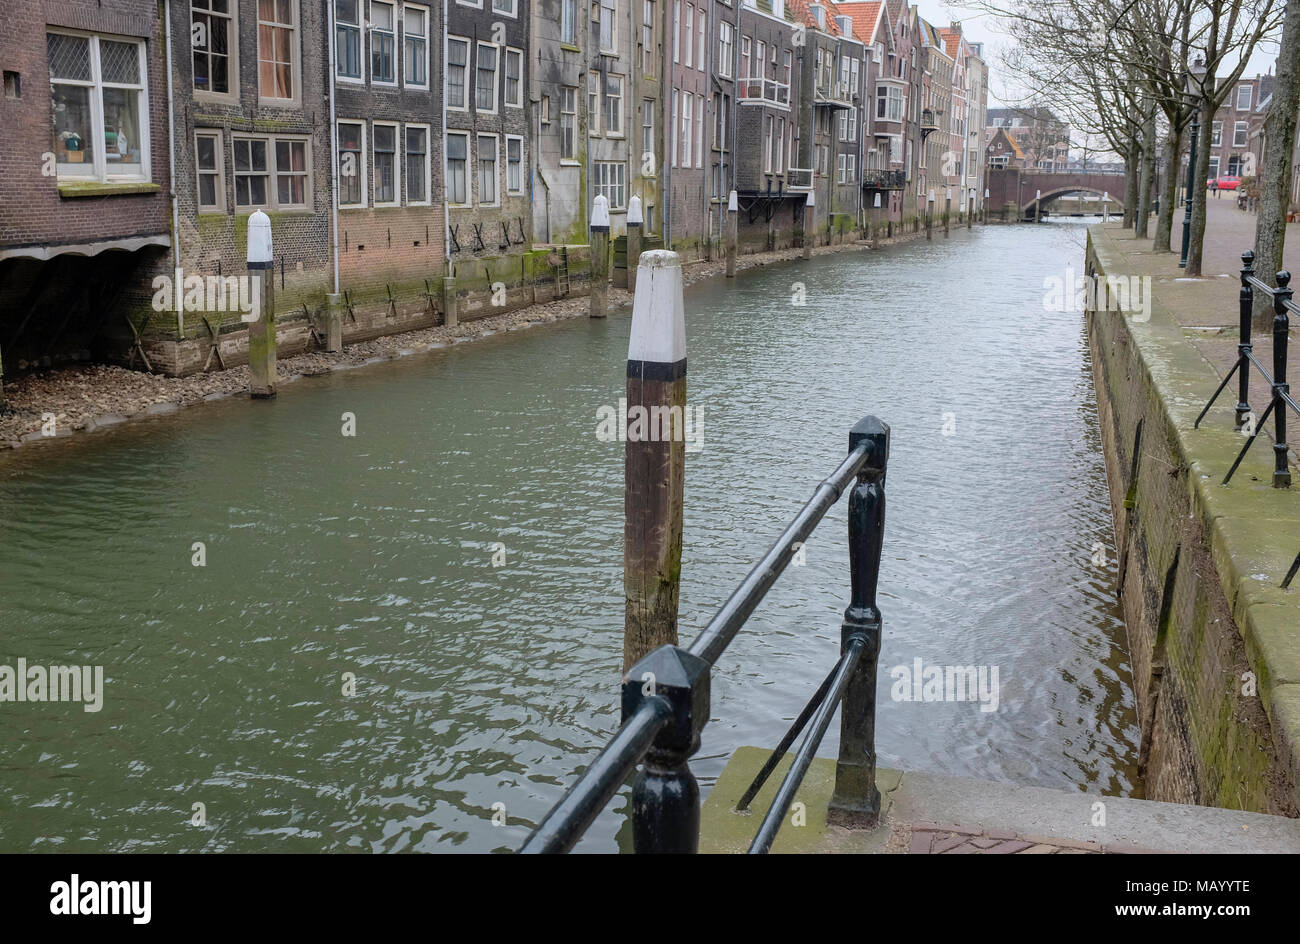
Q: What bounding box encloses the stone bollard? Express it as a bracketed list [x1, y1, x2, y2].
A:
[627, 195, 643, 299]
[442, 276, 458, 328]
[803, 190, 815, 260]
[725, 190, 738, 278]
[247, 209, 277, 399]
[590, 195, 610, 319]
[325, 293, 344, 352]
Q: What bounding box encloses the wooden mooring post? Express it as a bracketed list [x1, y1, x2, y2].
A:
[247, 210, 277, 399]
[725, 190, 738, 278]
[626, 195, 643, 298]
[590, 196, 610, 319]
[623, 250, 687, 673]
[926, 190, 934, 240]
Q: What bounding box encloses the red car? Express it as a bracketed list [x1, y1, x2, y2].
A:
[1210, 176, 1242, 190]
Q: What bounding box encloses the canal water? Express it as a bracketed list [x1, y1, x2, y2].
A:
[0, 221, 1139, 853]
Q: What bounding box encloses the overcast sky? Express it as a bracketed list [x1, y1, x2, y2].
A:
[905, 0, 1285, 110]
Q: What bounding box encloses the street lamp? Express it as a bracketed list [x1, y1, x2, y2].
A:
[1180, 58, 1207, 268]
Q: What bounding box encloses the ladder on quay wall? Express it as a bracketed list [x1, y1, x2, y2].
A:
[555, 247, 570, 298]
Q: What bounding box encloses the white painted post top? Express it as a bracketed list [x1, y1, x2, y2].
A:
[728, 190, 738, 212]
[627, 194, 643, 225]
[248, 210, 273, 265]
[985, 188, 990, 198]
[1036, 190, 1042, 199]
[591, 195, 610, 229]
[628, 250, 686, 365]
[928, 189, 935, 202]
[873, 192, 881, 207]
[946, 188, 952, 200]
[1104, 192, 1110, 201]
[805, 189, 815, 208]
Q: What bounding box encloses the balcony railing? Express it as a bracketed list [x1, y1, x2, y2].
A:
[785, 167, 813, 190]
[862, 169, 906, 190]
[738, 77, 790, 105]
[815, 82, 854, 108]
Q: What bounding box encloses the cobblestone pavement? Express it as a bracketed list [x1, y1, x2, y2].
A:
[896, 822, 1169, 854]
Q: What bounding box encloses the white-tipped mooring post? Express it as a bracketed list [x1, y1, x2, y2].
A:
[626, 195, 643, 298]
[983, 188, 990, 224]
[590, 196, 610, 318]
[1036, 189, 1042, 224]
[926, 189, 934, 240]
[802, 190, 815, 259]
[967, 188, 974, 229]
[624, 249, 687, 672]
[247, 209, 277, 398]
[725, 190, 738, 278]
[944, 187, 952, 236]
[872, 191, 882, 248]
[1103, 191, 1110, 223]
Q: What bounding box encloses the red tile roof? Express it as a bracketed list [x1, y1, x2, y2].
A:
[829, 1, 885, 44]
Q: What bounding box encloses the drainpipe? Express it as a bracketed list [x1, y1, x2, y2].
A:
[442, 0, 451, 271]
[164, 0, 182, 340]
[327, 0, 341, 295]
[705, 0, 714, 247]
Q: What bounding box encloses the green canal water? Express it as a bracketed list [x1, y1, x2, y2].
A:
[0, 222, 1139, 852]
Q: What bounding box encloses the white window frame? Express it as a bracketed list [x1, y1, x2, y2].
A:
[1211, 120, 1222, 147]
[695, 92, 704, 168]
[593, 160, 626, 209]
[192, 0, 239, 100]
[673, 1, 680, 64]
[684, 4, 694, 68]
[643, 0, 656, 75]
[492, 0, 519, 16]
[600, 0, 618, 53]
[446, 37, 470, 110]
[505, 133, 525, 194]
[369, 0, 398, 87]
[456, 0, 483, 7]
[372, 120, 400, 206]
[1234, 120, 1248, 148]
[477, 132, 500, 206]
[47, 30, 152, 183]
[504, 47, 524, 108]
[606, 73, 624, 136]
[232, 132, 311, 211]
[681, 91, 692, 168]
[336, 120, 367, 208]
[445, 130, 471, 206]
[475, 41, 499, 114]
[195, 129, 226, 212]
[718, 22, 733, 79]
[335, 0, 363, 83]
[589, 70, 601, 136]
[560, 86, 578, 162]
[1236, 84, 1252, 111]
[403, 4, 430, 89]
[256, 0, 299, 104]
[696, 10, 705, 70]
[405, 121, 431, 205]
[642, 98, 655, 173]
[562, 0, 578, 45]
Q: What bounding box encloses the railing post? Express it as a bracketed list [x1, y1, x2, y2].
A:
[828, 415, 890, 828]
[1236, 251, 1254, 430]
[1272, 270, 1292, 488]
[622, 644, 710, 853]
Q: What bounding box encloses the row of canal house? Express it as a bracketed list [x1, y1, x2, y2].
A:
[0, 0, 988, 379]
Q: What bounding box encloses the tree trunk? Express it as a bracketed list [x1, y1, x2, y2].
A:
[1253, 0, 1300, 328]
[1154, 127, 1182, 252]
[1123, 141, 1139, 228]
[1186, 98, 1213, 276]
[1136, 103, 1156, 239]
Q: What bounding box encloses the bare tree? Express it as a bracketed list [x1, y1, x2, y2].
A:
[1253, 0, 1300, 327]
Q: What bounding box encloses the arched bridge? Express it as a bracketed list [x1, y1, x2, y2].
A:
[987, 168, 1127, 218]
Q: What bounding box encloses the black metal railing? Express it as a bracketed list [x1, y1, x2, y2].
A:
[863, 169, 906, 191]
[1195, 250, 1300, 585]
[519, 415, 890, 854]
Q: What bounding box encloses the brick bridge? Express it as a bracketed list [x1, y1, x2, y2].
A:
[987, 168, 1128, 218]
